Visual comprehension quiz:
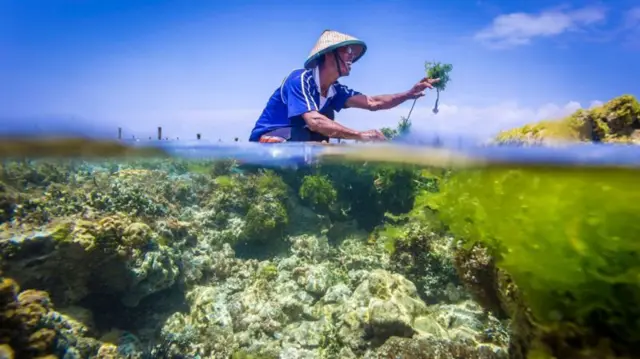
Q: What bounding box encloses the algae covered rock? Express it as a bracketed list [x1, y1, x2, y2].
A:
[495, 94, 640, 144]
[379, 220, 466, 305]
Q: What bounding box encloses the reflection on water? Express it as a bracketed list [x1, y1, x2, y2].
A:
[3, 133, 640, 170]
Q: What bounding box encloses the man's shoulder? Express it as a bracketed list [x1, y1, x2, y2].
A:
[282, 68, 313, 86]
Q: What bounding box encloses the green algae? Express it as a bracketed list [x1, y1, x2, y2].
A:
[257, 263, 278, 281]
[298, 174, 337, 213]
[425, 61, 453, 114]
[421, 165, 640, 356]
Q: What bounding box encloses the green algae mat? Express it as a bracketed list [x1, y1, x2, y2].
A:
[426, 165, 640, 358]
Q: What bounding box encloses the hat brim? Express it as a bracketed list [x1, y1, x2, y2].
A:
[304, 40, 367, 69]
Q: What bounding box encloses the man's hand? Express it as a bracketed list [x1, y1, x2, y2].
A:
[357, 129, 387, 142]
[406, 77, 440, 99]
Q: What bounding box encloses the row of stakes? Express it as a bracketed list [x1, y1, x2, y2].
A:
[118, 127, 239, 142]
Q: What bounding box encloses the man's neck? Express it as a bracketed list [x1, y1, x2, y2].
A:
[318, 65, 338, 97]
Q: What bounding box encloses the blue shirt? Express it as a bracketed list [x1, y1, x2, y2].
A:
[248, 68, 362, 142]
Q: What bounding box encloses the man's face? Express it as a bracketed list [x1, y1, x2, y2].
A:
[331, 45, 356, 76]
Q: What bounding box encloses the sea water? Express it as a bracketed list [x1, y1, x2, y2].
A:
[1, 133, 639, 359]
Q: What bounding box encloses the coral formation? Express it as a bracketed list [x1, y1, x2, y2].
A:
[0, 269, 109, 359]
[495, 95, 640, 145]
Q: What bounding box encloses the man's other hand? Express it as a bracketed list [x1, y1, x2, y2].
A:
[358, 129, 387, 142]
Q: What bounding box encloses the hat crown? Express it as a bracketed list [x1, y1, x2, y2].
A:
[308, 30, 360, 58]
[304, 29, 367, 69]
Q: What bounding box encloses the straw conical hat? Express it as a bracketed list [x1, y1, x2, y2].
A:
[304, 29, 367, 69]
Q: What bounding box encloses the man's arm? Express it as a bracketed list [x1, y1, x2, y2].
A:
[301, 111, 362, 140]
[345, 92, 412, 111]
[342, 78, 441, 111]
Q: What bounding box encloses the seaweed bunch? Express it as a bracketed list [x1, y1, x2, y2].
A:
[424, 61, 453, 114]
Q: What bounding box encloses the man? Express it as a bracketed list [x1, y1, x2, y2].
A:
[248, 29, 440, 143]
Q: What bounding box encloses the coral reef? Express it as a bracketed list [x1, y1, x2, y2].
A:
[157, 235, 506, 359]
[0, 157, 508, 358]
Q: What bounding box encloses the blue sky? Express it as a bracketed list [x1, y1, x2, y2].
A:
[1, 0, 639, 141]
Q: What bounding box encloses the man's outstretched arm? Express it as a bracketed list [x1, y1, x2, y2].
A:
[344, 77, 441, 111]
[345, 92, 412, 111]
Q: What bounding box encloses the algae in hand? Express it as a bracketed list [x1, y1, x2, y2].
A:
[424, 61, 453, 114]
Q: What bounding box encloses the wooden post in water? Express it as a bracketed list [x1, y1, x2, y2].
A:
[118, 127, 122, 140]
[157, 126, 162, 140]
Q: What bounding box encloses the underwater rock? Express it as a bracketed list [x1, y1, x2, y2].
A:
[371, 335, 508, 359]
[161, 285, 237, 358]
[120, 246, 180, 307]
[322, 283, 351, 304]
[295, 263, 332, 297]
[278, 346, 317, 359]
[337, 269, 428, 349]
[281, 320, 326, 348]
[413, 300, 509, 348]
[288, 234, 332, 262]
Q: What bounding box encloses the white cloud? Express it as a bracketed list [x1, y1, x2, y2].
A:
[474, 6, 607, 48]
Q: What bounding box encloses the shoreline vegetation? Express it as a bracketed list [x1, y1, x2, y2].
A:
[494, 94, 640, 146]
[1, 94, 639, 359]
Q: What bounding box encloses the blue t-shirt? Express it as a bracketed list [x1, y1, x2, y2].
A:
[248, 68, 362, 142]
